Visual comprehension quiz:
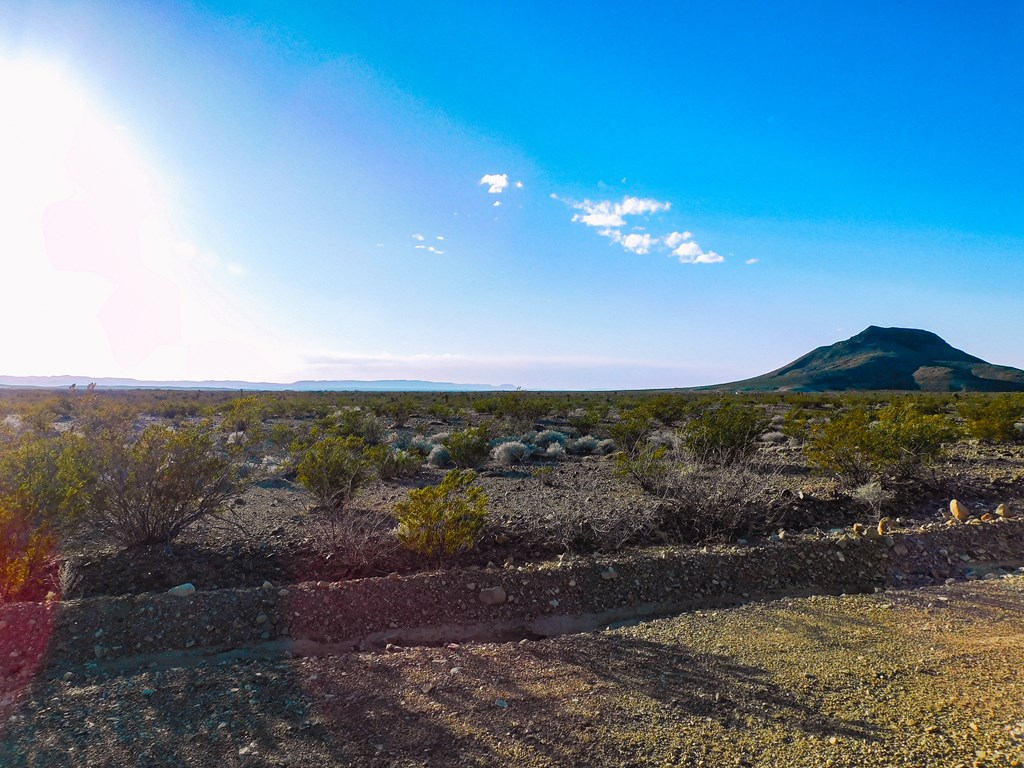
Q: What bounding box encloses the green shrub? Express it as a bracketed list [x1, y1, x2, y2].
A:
[804, 402, 960, 484]
[645, 394, 691, 426]
[0, 504, 56, 602]
[567, 406, 607, 435]
[0, 432, 96, 522]
[613, 444, 669, 493]
[294, 435, 373, 510]
[957, 396, 1024, 443]
[781, 406, 813, 441]
[365, 444, 421, 480]
[609, 409, 657, 456]
[87, 422, 239, 546]
[219, 396, 269, 445]
[268, 422, 298, 450]
[442, 425, 492, 468]
[395, 469, 488, 562]
[321, 407, 385, 445]
[682, 402, 769, 464]
[377, 396, 417, 427]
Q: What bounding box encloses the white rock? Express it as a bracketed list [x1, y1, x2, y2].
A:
[167, 583, 196, 597]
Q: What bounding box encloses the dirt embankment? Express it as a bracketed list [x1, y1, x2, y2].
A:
[2, 518, 1021, 677]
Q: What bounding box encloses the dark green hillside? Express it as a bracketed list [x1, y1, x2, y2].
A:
[708, 326, 1024, 392]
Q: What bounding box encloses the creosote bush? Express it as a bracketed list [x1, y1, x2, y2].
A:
[365, 444, 421, 480]
[0, 432, 95, 522]
[957, 396, 1024, 443]
[88, 422, 239, 547]
[804, 401, 959, 484]
[609, 409, 656, 457]
[442, 425, 492, 469]
[682, 402, 770, 465]
[395, 469, 488, 562]
[0, 505, 56, 602]
[294, 435, 373, 511]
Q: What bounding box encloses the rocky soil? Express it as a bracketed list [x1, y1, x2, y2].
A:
[1, 574, 1022, 767]
[2, 512, 1023, 767]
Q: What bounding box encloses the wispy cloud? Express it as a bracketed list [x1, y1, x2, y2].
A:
[565, 196, 670, 228]
[414, 244, 445, 254]
[412, 233, 424, 241]
[556, 195, 725, 265]
[745, 258, 759, 265]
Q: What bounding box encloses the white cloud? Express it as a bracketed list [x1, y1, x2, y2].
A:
[663, 231, 693, 248]
[672, 241, 724, 264]
[412, 233, 424, 241]
[436, 236, 445, 241]
[557, 195, 725, 266]
[480, 173, 509, 194]
[621, 233, 655, 254]
[745, 258, 759, 265]
[567, 196, 671, 231]
[415, 244, 445, 254]
[514, 180, 524, 189]
[493, 200, 502, 207]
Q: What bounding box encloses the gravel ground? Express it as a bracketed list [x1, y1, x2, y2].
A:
[2, 575, 1022, 768]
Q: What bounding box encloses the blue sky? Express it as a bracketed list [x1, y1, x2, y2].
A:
[1, 1, 1022, 388]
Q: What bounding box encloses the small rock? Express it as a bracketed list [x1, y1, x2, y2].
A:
[893, 542, 909, 557]
[278, 588, 289, 597]
[167, 583, 196, 598]
[262, 581, 274, 590]
[995, 502, 1009, 518]
[495, 699, 509, 709]
[950, 499, 969, 522]
[600, 568, 618, 581]
[479, 587, 507, 606]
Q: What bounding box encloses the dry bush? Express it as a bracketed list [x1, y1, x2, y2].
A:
[87, 422, 238, 547]
[614, 440, 787, 543]
[654, 456, 788, 542]
[307, 505, 398, 577]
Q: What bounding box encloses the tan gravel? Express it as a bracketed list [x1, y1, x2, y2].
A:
[3, 575, 1023, 767]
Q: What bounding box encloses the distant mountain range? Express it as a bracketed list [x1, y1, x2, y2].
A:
[0, 376, 513, 392]
[707, 326, 1024, 392]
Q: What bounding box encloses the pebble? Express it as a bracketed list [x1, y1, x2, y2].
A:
[167, 583, 196, 597]
[601, 568, 619, 580]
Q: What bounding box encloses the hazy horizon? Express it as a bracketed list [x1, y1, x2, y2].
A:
[2, 2, 1022, 389]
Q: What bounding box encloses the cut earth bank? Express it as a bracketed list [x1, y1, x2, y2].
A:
[1, 544, 1023, 767]
[4, 517, 1021, 673]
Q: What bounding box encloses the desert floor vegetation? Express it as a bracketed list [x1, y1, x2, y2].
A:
[0, 387, 1019, 600]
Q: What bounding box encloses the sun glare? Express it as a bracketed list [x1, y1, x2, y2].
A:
[0, 56, 295, 381]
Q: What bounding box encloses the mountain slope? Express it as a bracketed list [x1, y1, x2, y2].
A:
[712, 326, 1024, 392]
